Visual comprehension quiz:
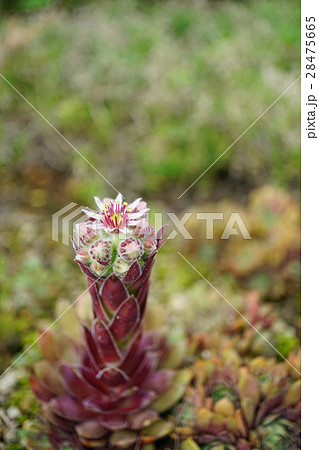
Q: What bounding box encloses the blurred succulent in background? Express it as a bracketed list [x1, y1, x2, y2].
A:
[179, 186, 300, 328]
[29, 195, 190, 449]
[222, 291, 299, 360]
[174, 353, 300, 449]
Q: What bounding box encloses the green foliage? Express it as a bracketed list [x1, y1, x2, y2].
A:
[0, 0, 300, 200]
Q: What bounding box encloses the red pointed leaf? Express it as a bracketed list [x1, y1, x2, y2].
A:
[83, 325, 104, 371]
[156, 224, 168, 239]
[43, 404, 76, 431]
[83, 394, 118, 413]
[76, 260, 100, 281]
[136, 279, 149, 317]
[30, 376, 55, 402]
[119, 330, 143, 375]
[110, 296, 140, 341]
[96, 366, 129, 386]
[79, 366, 113, 396]
[127, 353, 155, 388]
[144, 370, 174, 394]
[50, 396, 95, 420]
[100, 274, 129, 312]
[60, 364, 100, 399]
[122, 260, 141, 284]
[116, 390, 156, 413]
[130, 253, 156, 291]
[88, 278, 109, 322]
[99, 414, 128, 431]
[92, 319, 121, 363]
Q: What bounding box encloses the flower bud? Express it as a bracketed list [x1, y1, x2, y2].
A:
[89, 239, 112, 264]
[113, 257, 131, 278]
[75, 248, 90, 263]
[78, 222, 96, 245]
[119, 237, 144, 262]
[133, 220, 151, 239]
[143, 237, 157, 256]
[90, 261, 107, 277]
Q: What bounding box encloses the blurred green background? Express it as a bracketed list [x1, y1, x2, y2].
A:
[0, 0, 300, 446]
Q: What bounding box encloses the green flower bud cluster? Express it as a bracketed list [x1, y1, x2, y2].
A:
[74, 220, 157, 279]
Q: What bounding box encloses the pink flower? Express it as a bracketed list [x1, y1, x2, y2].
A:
[83, 193, 149, 234]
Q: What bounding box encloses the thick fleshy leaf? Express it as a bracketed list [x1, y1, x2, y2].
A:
[60, 364, 100, 399]
[123, 353, 157, 390]
[83, 394, 118, 413]
[98, 369, 129, 386]
[283, 380, 301, 406]
[122, 260, 141, 284]
[130, 410, 159, 430]
[130, 254, 156, 291]
[151, 384, 185, 413]
[43, 403, 76, 431]
[156, 224, 168, 239]
[34, 360, 65, 395]
[38, 330, 59, 361]
[144, 370, 174, 394]
[76, 419, 109, 439]
[100, 274, 129, 312]
[99, 414, 129, 431]
[88, 278, 109, 322]
[119, 330, 143, 374]
[141, 420, 173, 444]
[116, 389, 156, 413]
[30, 376, 55, 402]
[92, 319, 121, 363]
[83, 325, 104, 371]
[109, 430, 137, 449]
[50, 396, 96, 421]
[79, 366, 113, 396]
[76, 260, 100, 281]
[136, 279, 150, 316]
[110, 296, 140, 341]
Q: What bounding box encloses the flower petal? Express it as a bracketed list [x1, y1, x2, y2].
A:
[115, 193, 124, 204]
[94, 196, 104, 211]
[128, 198, 141, 211]
[83, 208, 102, 220]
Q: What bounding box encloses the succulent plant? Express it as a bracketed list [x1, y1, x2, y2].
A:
[186, 290, 299, 365]
[72, 194, 160, 280]
[174, 353, 300, 449]
[30, 194, 190, 449]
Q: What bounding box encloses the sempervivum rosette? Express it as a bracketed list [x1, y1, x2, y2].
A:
[30, 195, 190, 449]
[174, 353, 301, 450]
